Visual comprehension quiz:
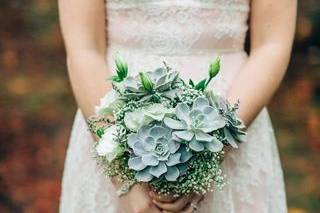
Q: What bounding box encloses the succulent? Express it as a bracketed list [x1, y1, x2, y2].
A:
[206, 91, 246, 148]
[114, 67, 182, 101]
[164, 97, 226, 152]
[124, 103, 174, 131]
[127, 123, 192, 182]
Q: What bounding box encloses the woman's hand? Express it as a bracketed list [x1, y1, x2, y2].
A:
[150, 192, 203, 213]
[118, 184, 162, 213]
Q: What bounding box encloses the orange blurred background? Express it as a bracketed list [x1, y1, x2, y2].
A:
[0, 0, 319, 212]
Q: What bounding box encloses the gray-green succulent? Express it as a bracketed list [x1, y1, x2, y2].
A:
[114, 67, 181, 101]
[127, 123, 192, 182]
[206, 91, 246, 148]
[164, 97, 226, 152]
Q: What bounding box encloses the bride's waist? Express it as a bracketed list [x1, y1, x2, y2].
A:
[108, 32, 246, 56]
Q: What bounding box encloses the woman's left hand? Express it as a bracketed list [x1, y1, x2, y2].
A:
[149, 192, 203, 213]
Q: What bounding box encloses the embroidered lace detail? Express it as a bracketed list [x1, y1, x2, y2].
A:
[106, 0, 249, 56]
[107, 0, 250, 11]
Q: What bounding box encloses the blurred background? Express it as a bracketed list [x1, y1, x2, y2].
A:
[0, 0, 319, 212]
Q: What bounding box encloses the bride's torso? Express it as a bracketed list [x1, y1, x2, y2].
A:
[105, 0, 250, 94]
[61, 2, 288, 213]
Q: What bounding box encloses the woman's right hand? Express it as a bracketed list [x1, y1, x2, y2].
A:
[118, 183, 162, 213]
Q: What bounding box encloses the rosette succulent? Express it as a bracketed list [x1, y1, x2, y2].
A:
[164, 97, 226, 152]
[206, 91, 246, 148]
[115, 67, 181, 101]
[127, 123, 192, 182]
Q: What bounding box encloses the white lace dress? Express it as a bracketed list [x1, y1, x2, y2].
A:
[59, 0, 288, 212]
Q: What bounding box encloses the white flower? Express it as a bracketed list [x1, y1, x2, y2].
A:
[124, 110, 147, 132]
[142, 103, 174, 121]
[95, 90, 124, 115]
[124, 104, 174, 131]
[96, 125, 120, 162]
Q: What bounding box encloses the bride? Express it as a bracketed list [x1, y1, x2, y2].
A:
[58, 0, 296, 212]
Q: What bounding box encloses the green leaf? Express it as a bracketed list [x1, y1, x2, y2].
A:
[139, 72, 154, 92]
[96, 128, 105, 138]
[110, 75, 121, 82]
[114, 55, 128, 81]
[189, 79, 195, 87]
[209, 57, 220, 79]
[195, 78, 207, 91]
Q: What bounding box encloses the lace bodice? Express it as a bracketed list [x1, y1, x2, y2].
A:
[106, 0, 250, 56]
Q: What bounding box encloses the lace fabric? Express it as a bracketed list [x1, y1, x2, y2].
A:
[60, 0, 287, 212]
[106, 0, 249, 56]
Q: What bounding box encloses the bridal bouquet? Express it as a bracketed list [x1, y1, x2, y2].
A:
[88, 56, 246, 197]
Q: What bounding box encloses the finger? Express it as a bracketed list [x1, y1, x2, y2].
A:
[191, 194, 203, 204]
[182, 204, 194, 213]
[149, 205, 163, 213]
[182, 194, 203, 213]
[153, 195, 193, 212]
[149, 191, 178, 203]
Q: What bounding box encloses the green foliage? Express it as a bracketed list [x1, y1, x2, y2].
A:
[139, 72, 154, 92]
[208, 57, 220, 80]
[194, 78, 207, 91]
[189, 57, 221, 91]
[111, 55, 128, 82]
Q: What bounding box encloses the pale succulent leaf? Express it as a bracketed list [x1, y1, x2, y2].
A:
[189, 138, 205, 152]
[176, 103, 191, 124]
[165, 166, 180, 181]
[150, 162, 167, 178]
[173, 130, 194, 141]
[142, 154, 159, 166]
[128, 156, 147, 171]
[195, 131, 214, 142]
[168, 140, 180, 153]
[164, 117, 186, 130]
[135, 168, 153, 182]
[193, 97, 210, 110]
[166, 153, 181, 166]
[150, 126, 167, 138]
[205, 138, 223, 152]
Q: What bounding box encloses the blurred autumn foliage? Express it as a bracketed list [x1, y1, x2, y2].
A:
[0, 0, 319, 212]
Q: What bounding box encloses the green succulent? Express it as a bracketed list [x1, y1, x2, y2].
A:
[206, 91, 246, 148]
[164, 97, 226, 152]
[127, 123, 193, 182]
